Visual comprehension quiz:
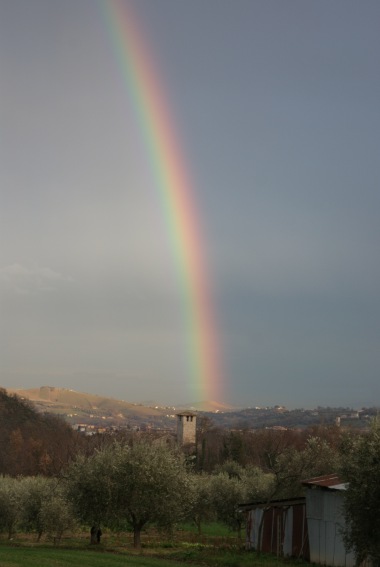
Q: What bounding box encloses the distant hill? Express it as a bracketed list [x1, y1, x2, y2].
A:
[12, 386, 362, 431]
[7, 386, 237, 430]
[8, 386, 235, 416]
[7, 386, 169, 422]
[181, 400, 237, 412]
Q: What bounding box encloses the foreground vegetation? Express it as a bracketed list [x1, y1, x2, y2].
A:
[0, 533, 307, 567]
[0, 546, 185, 567]
[1, 388, 380, 565]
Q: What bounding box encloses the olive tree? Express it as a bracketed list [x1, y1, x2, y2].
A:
[0, 476, 21, 539]
[340, 421, 380, 566]
[113, 440, 193, 547]
[187, 473, 215, 534]
[210, 472, 247, 538]
[66, 440, 193, 548]
[244, 465, 275, 502]
[19, 476, 61, 541]
[65, 444, 121, 543]
[39, 492, 77, 545]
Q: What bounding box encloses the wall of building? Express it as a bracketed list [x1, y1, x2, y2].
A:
[177, 414, 196, 445]
[305, 489, 355, 567]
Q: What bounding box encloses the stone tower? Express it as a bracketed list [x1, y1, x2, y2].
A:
[176, 411, 196, 445]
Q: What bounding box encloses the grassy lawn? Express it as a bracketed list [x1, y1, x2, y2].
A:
[0, 546, 186, 567]
[0, 545, 308, 567]
[0, 526, 309, 567]
[178, 521, 236, 537]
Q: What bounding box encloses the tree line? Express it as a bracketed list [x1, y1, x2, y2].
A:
[0, 436, 335, 546]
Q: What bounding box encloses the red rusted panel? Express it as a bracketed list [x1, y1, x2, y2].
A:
[255, 503, 309, 559]
[292, 503, 310, 559]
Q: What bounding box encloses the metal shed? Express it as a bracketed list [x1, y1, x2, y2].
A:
[302, 474, 355, 567]
[239, 497, 309, 559]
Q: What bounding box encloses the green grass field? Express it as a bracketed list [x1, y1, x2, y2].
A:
[0, 525, 308, 567]
[178, 521, 235, 537]
[0, 545, 306, 567]
[0, 547, 186, 567]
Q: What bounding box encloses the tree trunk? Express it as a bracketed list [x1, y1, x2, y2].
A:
[90, 526, 98, 544]
[133, 527, 141, 549]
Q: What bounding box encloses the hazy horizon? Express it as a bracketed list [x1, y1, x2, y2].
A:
[7, 383, 379, 412]
[1, 0, 380, 409]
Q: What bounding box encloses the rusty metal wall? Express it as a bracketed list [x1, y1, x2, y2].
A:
[245, 503, 309, 559]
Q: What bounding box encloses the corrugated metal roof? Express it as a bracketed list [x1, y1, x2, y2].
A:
[302, 474, 347, 490]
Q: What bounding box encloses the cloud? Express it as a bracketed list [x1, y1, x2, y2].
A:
[0, 263, 73, 295]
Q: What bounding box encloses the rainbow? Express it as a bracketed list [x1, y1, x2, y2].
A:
[101, 0, 222, 402]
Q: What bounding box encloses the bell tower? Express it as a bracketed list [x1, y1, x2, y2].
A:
[176, 411, 196, 445]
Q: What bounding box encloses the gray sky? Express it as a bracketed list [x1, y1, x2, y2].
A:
[1, 0, 379, 408]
